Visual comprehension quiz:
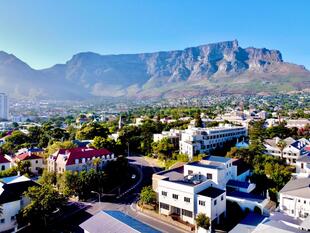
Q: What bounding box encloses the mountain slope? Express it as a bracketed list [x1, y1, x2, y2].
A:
[0, 40, 309, 100]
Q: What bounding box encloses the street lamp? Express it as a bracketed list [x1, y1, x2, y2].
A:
[91, 191, 101, 203]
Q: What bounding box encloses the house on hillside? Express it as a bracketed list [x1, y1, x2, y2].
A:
[0, 155, 10, 171]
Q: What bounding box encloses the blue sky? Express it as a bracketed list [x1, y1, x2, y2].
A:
[0, 0, 309, 69]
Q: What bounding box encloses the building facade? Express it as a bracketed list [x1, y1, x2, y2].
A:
[179, 125, 247, 159]
[0, 93, 8, 120]
[279, 178, 310, 219]
[0, 175, 38, 233]
[264, 137, 310, 164]
[153, 156, 254, 225]
[47, 147, 115, 173]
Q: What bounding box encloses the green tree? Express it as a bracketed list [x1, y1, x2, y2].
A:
[140, 186, 156, 205]
[92, 136, 116, 151]
[45, 141, 77, 157]
[19, 185, 67, 229]
[277, 140, 287, 159]
[76, 122, 109, 140]
[194, 112, 203, 128]
[196, 213, 210, 230]
[152, 137, 175, 160]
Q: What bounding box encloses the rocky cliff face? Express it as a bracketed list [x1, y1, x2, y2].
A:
[0, 40, 309, 100]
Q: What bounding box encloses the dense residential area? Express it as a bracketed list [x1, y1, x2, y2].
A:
[0, 92, 309, 232]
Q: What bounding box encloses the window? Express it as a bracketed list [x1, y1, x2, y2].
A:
[301, 163, 304, 169]
[305, 200, 307, 204]
[162, 191, 167, 197]
[188, 170, 193, 175]
[199, 200, 205, 206]
[11, 216, 16, 222]
[172, 194, 178, 199]
[214, 200, 217, 206]
[207, 173, 212, 180]
[184, 197, 190, 203]
[0, 219, 4, 224]
[221, 195, 224, 201]
[160, 203, 169, 210]
[182, 209, 193, 217]
[36, 160, 38, 164]
[1, 165, 4, 171]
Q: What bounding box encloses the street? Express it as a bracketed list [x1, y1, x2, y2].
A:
[53, 155, 188, 233]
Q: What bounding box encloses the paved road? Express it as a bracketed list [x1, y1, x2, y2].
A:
[55, 155, 188, 233]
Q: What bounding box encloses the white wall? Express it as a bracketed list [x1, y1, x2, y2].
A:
[0, 200, 20, 232]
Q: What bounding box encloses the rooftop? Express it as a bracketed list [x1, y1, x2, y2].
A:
[203, 155, 231, 163]
[198, 186, 225, 198]
[187, 161, 224, 170]
[79, 211, 160, 233]
[227, 180, 250, 189]
[279, 177, 310, 198]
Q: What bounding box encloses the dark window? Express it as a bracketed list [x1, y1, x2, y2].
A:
[199, 200, 205, 206]
[162, 191, 167, 196]
[36, 160, 38, 164]
[207, 173, 212, 180]
[301, 163, 304, 169]
[221, 195, 224, 201]
[182, 209, 193, 217]
[0, 219, 4, 224]
[188, 170, 193, 175]
[160, 203, 169, 210]
[214, 200, 217, 206]
[1, 165, 5, 171]
[184, 197, 190, 203]
[172, 194, 178, 199]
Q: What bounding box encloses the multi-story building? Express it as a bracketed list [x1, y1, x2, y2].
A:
[0, 175, 38, 232]
[12, 152, 44, 174]
[264, 137, 310, 164]
[0, 93, 8, 120]
[47, 147, 115, 173]
[295, 155, 310, 178]
[279, 178, 310, 219]
[153, 129, 183, 147]
[152, 156, 254, 225]
[179, 124, 247, 159]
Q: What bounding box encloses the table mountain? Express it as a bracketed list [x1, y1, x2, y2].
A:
[0, 40, 309, 100]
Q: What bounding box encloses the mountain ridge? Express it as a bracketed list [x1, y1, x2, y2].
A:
[0, 40, 309, 100]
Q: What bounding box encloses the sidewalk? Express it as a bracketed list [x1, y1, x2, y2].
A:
[130, 202, 194, 233]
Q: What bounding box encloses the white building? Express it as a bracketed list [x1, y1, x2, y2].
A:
[153, 156, 254, 225]
[279, 178, 310, 219]
[0, 155, 10, 171]
[153, 129, 183, 147]
[295, 156, 310, 178]
[286, 119, 310, 129]
[180, 124, 247, 159]
[0, 93, 8, 120]
[264, 137, 310, 164]
[0, 175, 38, 232]
[47, 147, 115, 174]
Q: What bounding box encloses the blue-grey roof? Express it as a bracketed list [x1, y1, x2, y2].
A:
[227, 180, 250, 189]
[0, 175, 19, 184]
[79, 211, 161, 233]
[203, 156, 231, 163]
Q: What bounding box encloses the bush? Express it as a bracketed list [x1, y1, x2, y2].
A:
[196, 213, 210, 230]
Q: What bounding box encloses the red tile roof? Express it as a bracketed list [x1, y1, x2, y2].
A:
[54, 147, 112, 166]
[0, 155, 10, 164]
[14, 152, 42, 161]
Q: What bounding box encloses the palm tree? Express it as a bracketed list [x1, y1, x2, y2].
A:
[277, 140, 287, 159]
[92, 157, 101, 172]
